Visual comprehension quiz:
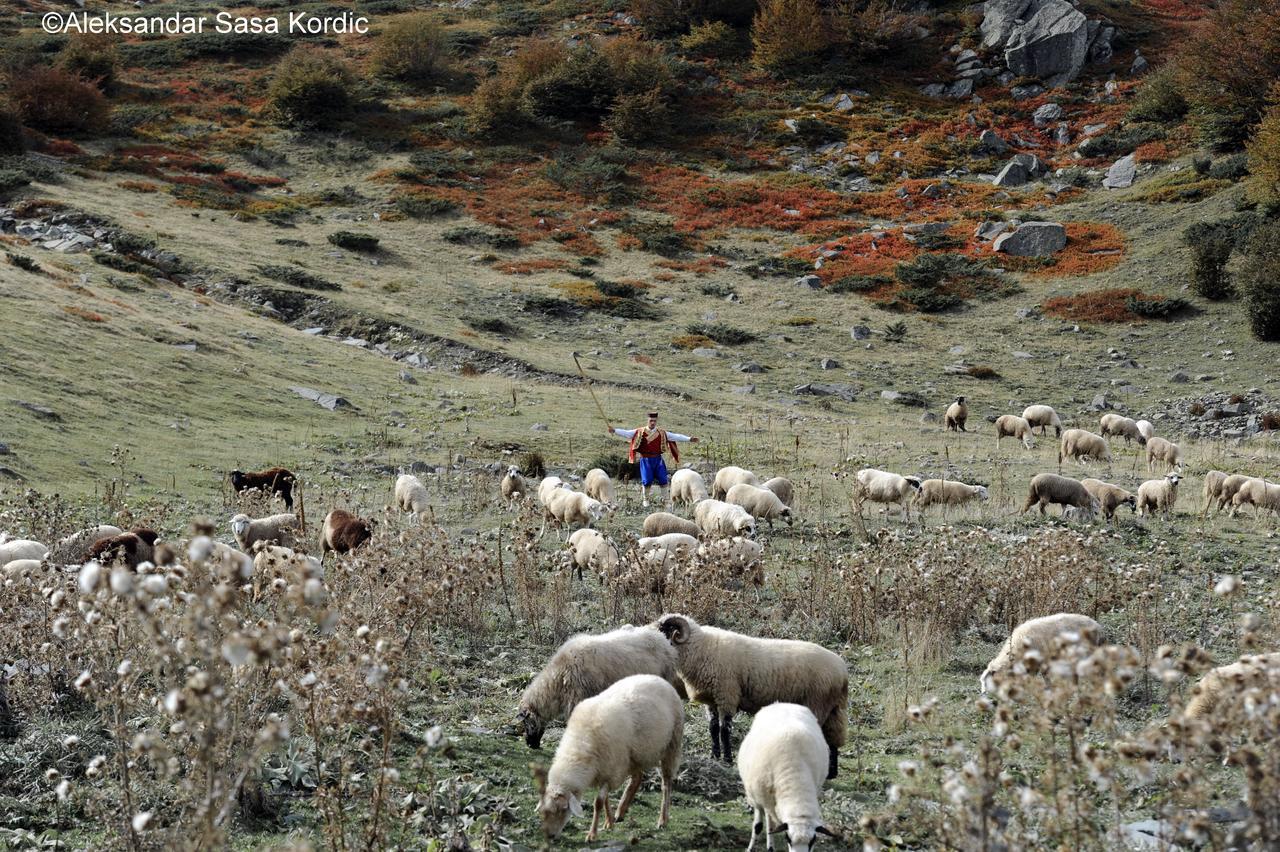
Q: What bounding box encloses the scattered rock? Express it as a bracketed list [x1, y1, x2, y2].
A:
[289, 386, 357, 411]
[992, 221, 1067, 256]
[735, 362, 767, 373]
[976, 220, 1010, 241]
[1090, 393, 1113, 411]
[1131, 49, 1149, 76]
[398, 370, 417, 384]
[794, 383, 858, 402]
[1010, 83, 1045, 101]
[819, 358, 840, 370]
[882, 389, 927, 407]
[691, 347, 721, 358]
[1032, 103, 1063, 127]
[1103, 153, 1137, 189]
[1170, 371, 1190, 384]
[794, 274, 823, 289]
[920, 83, 947, 97]
[993, 160, 1030, 187]
[1015, 307, 1041, 320]
[850, 325, 872, 341]
[0, 466, 22, 481]
[15, 401, 59, 421]
[947, 78, 975, 99]
[0, 443, 9, 455]
[531, 423, 549, 431]
[731, 384, 756, 395]
[979, 129, 1010, 154]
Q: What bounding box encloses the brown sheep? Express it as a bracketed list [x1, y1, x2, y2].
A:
[1080, 478, 1136, 521]
[1058, 429, 1111, 467]
[944, 396, 968, 432]
[1021, 473, 1099, 519]
[89, 528, 160, 569]
[230, 467, 297, 510]
[1145, 437, 1182, 473]
[320, 509, 373, 557]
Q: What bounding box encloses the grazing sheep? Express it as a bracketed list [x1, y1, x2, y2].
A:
[638, 533, 700, 560]
[1058, 429, 1112, 466]
[583, 468, 617, 508]
[995, 415, 1036, 450]
[1080, 478, 1136, 521]
[230, 513, 299, 553]
[567, 529, 620, 580]
[501, 465, 528, 503]
[1021, 473, 1099, 519]
[655, 613, 848, 778]
[713, 466, 760, 500]
[670, 469, 709, 507]
[0, 539, 48, 566]
[1136, 473, 1182, 516]
[1145, 436, 1183, 472]
[229, 467, 297, 510]
[545, 490, 607, 532]
[1022, 404, 1063, 437]
[252, 545, 323, 598]
[693, 499, 757, 539]
[1, 558, 42, 579]
[538, 476, 570, 506]
[89, 529, 160, 569]
[980, 613, 1103, 693]
[1136, 419, 1155, 443]
[205, 541, 255, 583]
[761, 477, 794, 508]
[395, 473, 430, 518]
[726, 483, 793, 529]
[517, 625, 683, 750]
[1183, 653, 1280, 720]
[642, 512, 701, 538]
[320, 509, 373, 556]
[50, 525, 123, 564]
[1216, 474, 1255, 513]
[535, 674, 683, 841]
[1231, 477, 1280, 517]
[738, 703, 835, 852]
[945, 396, 968, 432]
[695, 536, 764, 587]
[853, 468, 922, 521]
[1203, 470, 1229, 514]
[1099, 413, 1147, 446]
[915, 479, 989, 512]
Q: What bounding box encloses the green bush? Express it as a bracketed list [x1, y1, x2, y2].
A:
[266, 47, 358, 129]
[395, 195, 458, 218]
[8, 67, 107, 136]
[752, 0, 828, 73]
[257, 264, 341, 292]
[544, 152, 630, 201]
[522, 294, 581, 318]
[606, 87, 670, 143]
[57, 37, 118, 91]
[1126, 67, 1187, 124]
[327, 231, 380, 252]
[828, 274, 890, 293]
[1208, 153, 1250, 181]
[0, 169, 30, 194]
[685, 322, 756, 344]
[622, 220, 690, 256]
[595, 280, 641, 298]
[1184, 221, 1236, 300]
[523, 44, 616, 121]
[442, 226, 520, 250]
[1126, 295, 1193, 319]
[1081, 123, 1165, 158]
[898, 287, 960, 313]
[0, 103, 24, 156]
[370, 13, 452, 84]
[1240, 220, 1280, 341]
[463, 316, 517, 335]
[679, 20, 741, 57]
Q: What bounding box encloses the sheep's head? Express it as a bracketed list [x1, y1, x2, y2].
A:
[656, 614, 694, 645]
[1167, 473, 1182, 487]
[737, 516, 757, 537]
[1137, 435, 1148, 446]
[517, 706, 545, 749]
[979, 667, 996, 694]
[132, 528, 160, 546]
[905, 477, 923, 492]
[975, 486, 990, 501]
[1122, 494, 1137, 511]
[230, 514, 251, 539]
[781, 507, 793, 526]
[229, 470, 246, 488]
[773, 820, 836, 851]
[506, 465, 521, 480]
[537, 787, 581, 837]
[955, 395, 965, 405]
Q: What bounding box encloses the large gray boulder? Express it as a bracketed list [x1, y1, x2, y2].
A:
[993, 160, 1030, 187]
[1103, 153, 1136, 189]
[982, 0, 1032, 49]
[992, 221, 1067, 256]
[1004, 0, 1089, 87]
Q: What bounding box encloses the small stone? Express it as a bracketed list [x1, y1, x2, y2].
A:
[732, 384, 756, 395]
[794, 274, 823, 289]
[531, 423, 549, 431]
[1170, 371, 1190, 383]
[850, 325, 871, 340]
[735, 362, 766, 373]
[820, 358, 840, 370]
[1103, 153, 1137, 189]
[1032, 103, 1062, 127]
[979, 129, 1010, 154]
[398, 370, 417, 384]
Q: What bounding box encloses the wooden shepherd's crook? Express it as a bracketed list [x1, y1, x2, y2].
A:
[572, 351, 611, 429]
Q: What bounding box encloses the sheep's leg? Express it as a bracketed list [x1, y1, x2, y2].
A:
[828, 744, 839, 779]
[764, 811, 774, 851]
[602, 788, 615, 829]
[658, 770, 672, 829]
[747, 805, 764, 852]
[587, 791, 604, 841]
[708, 707, 721, 760]
[614, 773, 642, 823]
[719, 712, 734, 763]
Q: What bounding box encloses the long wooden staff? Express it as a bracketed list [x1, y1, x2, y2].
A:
[572, 351, 611, 429]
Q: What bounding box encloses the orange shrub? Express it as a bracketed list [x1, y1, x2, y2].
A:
[62, 305, 106, 322]
[9, 67, 108, 136]
[1042, 288, 1149, 322]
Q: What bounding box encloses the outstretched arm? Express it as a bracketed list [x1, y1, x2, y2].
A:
[610, 427, 636, 439]
[667, 432, 699, 443]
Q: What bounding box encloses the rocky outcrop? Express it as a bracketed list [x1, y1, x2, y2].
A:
[992, 221, 1067, 256]
[982, 0, 1111, 87]
[1102, 153, 1136, 189]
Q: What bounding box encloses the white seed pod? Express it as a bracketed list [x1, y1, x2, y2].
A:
[77, 562, 102, 595]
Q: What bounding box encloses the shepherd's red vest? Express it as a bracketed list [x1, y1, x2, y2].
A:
[628, 427, 679, 464]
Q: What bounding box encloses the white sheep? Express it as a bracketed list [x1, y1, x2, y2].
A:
[567, 529, 620, 580]
[517, 625, 683, 750]
[1231, 477, 1280, 517]
[655, 613, 848, 778]
[853, 468, 922, 521]
[1216, 473, 1255, 513]
[642, 511, 701, 538]
[761, 477, 794, 508]
[205, 540, 255, 583]
[49, 525, 123, 564]
[1136, 419, 1155, 443]
[535, 674, 683, 841]
[713, 466, 760, 500]
[1080, 478, 1136, 521]
[944, 396, 968, 432]
[638, 532, 700, 561]
[1136, 473, 1181, 516]
[980, 613, 1103, 693]
[693, 499, 757, 539]
[544, 490, 606, 534]
[1145, 436, 1183, 473]
[584, 468, 617, 507]
[726, 483, 793, 528]
[1058, 428, 1111, 466]
[915, 479, 989, 512]
[994, 414, 1036, 450]
[737, 703, 835, 852]
[252, 544, 323, 599]
[1202, 470, 1229, 515]
[0, 539, 48, 566]
[1099, 413, 1147, 446]
[538, 476, 570, 506]
[395, 473, 430, 518]
[670, 468, 709, 507]
[1, 558, 42, 579]
[230, 512, 299, 553]
[501, 465, 528, 503]
[1022, 404, 1063, 437]
[1183, 653, 1280, 720]
[1021, 473, 1099, 519]
[695, 536, 765, 587]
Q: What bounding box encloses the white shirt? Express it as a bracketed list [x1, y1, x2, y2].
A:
[611, 427, 692, 442]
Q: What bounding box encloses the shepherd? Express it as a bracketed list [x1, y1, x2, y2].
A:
[607, 411, 699, 507]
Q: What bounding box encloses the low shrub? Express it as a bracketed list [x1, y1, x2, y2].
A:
[543, 152, 630, 202]
[256, 264, 341, 292]
[1208, 153, 1250, 181]
[266, 47, 358, 129]
[395, 195, 457, 218]
[828, 274, 891, 293]
[752, 0, 829, 73]
[327, 231, 379, 252]
[57, 36, 118, 91]
[8, 67, 107, 136]
[883, 320, 907, 342]
[967, 365, 1000, 379]
[370, 13, 452, 84]
[1125, 294, 1193, 319]
[1184, 222, 1235, 300]
[442, 226, 520, 250]
[606, 87, 670, 143]
[1248, 85, 1280, 204]
[0, 169, 30, 194]
[0, 103, 24, 156]
[587, 452, 634, 481]
[1240, 220, 1280, 341]
[620, 220, 690, 256]
[892, 253, 1011, 312]
[463, 316, 517, 335]
[520, 450, 546, 478]
[521, 294, 580, 318]
[1042, 288, 1190, 323]
[685, 321, 756, 345]
[679, 21, 741, 57]
[5, 252, 39, 273]
[1082, 123, 1165, 159]
[1125, 67, 1187, 124]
